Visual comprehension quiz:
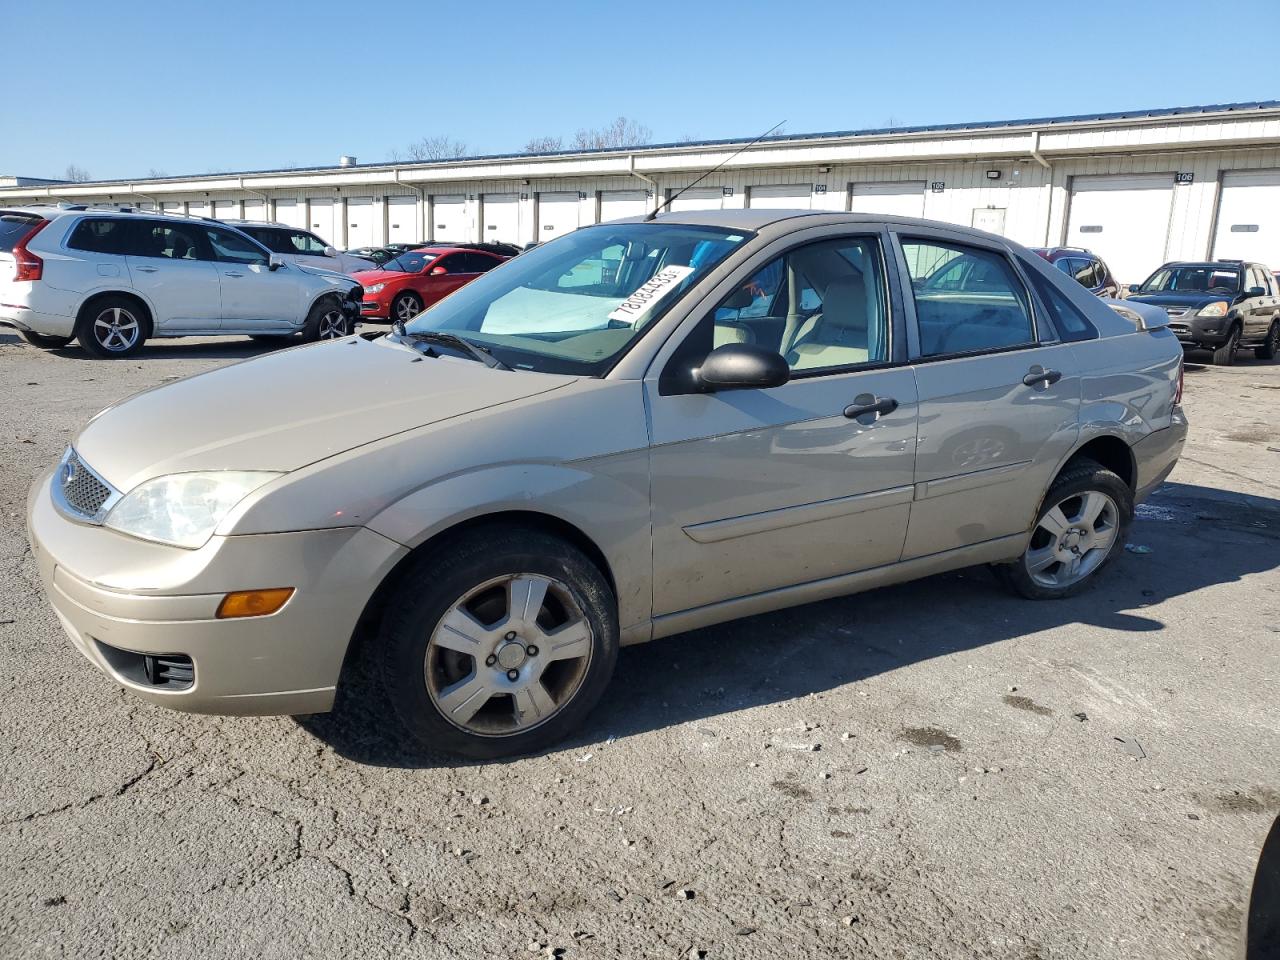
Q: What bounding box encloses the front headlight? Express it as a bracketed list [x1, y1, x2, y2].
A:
[365, 282, 385, 294]
[104, 471, 281, 549]
[1198, 301, 1229, 317]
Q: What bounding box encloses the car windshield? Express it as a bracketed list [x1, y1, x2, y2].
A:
[382, 251, 437, 273]
[1139, 265, 1240, 294]
[405, 222, 750, 375]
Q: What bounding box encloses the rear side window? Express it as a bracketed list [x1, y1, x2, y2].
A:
[0, 212, 44, 252]
[1024, 268, 1097, 342]
[67, 218, 135, 255]
[900, 240, 1035, 356]
[134, 221, 210, 260]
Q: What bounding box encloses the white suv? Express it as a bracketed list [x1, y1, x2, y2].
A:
[0, 206, 363, 358]
[225, 221, 375, 275]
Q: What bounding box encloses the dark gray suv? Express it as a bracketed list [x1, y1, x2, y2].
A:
[1127, 260, 1280, 365]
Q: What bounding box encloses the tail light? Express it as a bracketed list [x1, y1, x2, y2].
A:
[12, 218, 50, 282]
[1173, 358, 1184, 406]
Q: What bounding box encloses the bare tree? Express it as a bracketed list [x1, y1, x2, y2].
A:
[403, 136, 469, 161]
[524, 135, 563, 153]
[146, 168, 168, 179]
[63, 164, 92, 182]
[570, 117, 652, 151]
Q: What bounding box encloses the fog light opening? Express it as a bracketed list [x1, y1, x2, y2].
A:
[216, 588, 295, 619]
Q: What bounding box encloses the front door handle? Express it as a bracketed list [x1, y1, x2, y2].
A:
[223, 271, 245, 278]
[1022, 367, 1062, 387]
[134, 265, 158, 273]
[843, 395, 898, 420]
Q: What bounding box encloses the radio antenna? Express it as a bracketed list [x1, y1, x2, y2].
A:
[644, 120, 786, 221]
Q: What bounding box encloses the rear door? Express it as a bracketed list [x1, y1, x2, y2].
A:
[203, 225, 299, 331]
[895, 231, 1082, 559]
[124, 219, 222, 331]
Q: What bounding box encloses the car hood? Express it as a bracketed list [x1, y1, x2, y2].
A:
[295, 261, 361, 286]
[1127, 291, 1231, 309]
[352, 268, 413, 285]
[74, 337, 576, 493]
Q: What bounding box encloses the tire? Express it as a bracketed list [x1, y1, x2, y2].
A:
[998, 457, 1133, 600]
[301, 297, 353, 342]
[1210, 325, 1240, 366]
[16, 330, 72, 349]
[76, 296, 149, 358]
[390, 292, 423, 325]
[376, 527, 619, 759]
[1256, 321, 1279, 361]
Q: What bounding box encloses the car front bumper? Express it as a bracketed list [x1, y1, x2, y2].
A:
[1165, 315, 1234, 347]
[25, 469, 407, 716]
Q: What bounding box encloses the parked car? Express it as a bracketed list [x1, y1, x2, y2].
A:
[354, 247, 507, 323]
[227, 221, 375, 274]
[1126, 259, 1280, 364]
[25, 210, 1186, 758]
[0, 207, 363, 357]
[1029, 247, 1120, 298]
[347, 246, 398, 267]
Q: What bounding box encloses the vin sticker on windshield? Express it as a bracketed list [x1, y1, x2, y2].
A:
[607, 265, 695, 324]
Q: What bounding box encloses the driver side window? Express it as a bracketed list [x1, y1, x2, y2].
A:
[205, 227, 268, 266]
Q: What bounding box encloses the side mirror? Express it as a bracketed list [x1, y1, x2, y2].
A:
[1127, 283, 1142, 294]
[696, 343, 790, 392]
[429, 265, 447, 276]
[323, 245, 339, 257]
[267, 254, 286, 272]
[1248, 286, 1266, 297]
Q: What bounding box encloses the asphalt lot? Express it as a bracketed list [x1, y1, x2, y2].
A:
[1, 332, 1277, 959]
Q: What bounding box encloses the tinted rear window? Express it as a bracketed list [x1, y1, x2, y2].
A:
[67, 218, 135, 255]
[0, 212, 44, 253]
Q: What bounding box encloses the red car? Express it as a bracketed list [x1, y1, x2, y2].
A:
[354, 247, 508, 323]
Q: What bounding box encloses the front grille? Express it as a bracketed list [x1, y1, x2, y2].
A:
[1164, 307, 1188, 318]
[60, 450, 113, 519]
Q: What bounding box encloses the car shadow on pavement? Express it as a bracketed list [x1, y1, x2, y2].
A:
[0, 331, 284, 361]
[299, 479, 1280, 769]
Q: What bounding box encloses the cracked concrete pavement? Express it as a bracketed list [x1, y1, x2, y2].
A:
[1, 332, 1277, 958]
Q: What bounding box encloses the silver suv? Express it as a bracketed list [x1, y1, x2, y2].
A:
[26, 210, 1187, 758]
[0, 206, 363, 357]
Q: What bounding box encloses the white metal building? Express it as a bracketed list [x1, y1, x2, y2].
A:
[3, 101, 1279, 284]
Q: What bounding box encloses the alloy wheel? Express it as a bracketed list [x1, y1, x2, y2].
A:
[1023, 490, 1120, 589]
[317, 308, 348, 339]
[424, 573, 593, 737]
[395, 295, 421, 323]
[93, 306, 141, 352]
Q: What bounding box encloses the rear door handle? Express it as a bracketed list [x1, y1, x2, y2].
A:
[843, 395, 898, 420]
[1022, 367, 1062, 387]
[134, 265, 158, 273]
[223, 271, 245, 278]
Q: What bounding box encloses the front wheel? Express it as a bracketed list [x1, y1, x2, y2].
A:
[301, 298, 353, 342]
[16, 330, 72, 349]
[391, 292, 423, 325]
[377, 527, 619, 759]
[998, 458, 1132, 600]
[1211, 325, 1240, 366]
[1256, 321, 1279, 361]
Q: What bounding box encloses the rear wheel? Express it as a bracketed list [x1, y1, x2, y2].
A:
[391, 292, 423, 324]
[301, 297, 352, 342]
[77, 297, 149, 358]
[1256, 321, 1279, 361]
[376, 527, 619, 759]
[1210, 325, 1240, 366]
[16, 330, 72, 349]
[999, 458, 1132, 600]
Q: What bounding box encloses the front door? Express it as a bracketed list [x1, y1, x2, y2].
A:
[646, 233, 919, 617]
[203, 225, 300, 331]
[894, 233, 1082, 558]
[124, 220, 222, 332]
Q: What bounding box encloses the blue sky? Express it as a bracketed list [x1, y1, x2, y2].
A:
[6, 0, 1278, 182]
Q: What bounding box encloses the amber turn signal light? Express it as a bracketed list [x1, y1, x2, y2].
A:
[216, 588, 294, 619]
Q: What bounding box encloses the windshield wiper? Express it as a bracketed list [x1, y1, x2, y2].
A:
[399, 329, 510, 370]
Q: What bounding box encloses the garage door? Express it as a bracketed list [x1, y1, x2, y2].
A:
[241, 199, 266, 222]
[307, 199, 338, 246]
[161, 202, 181, 217]
[1213, 170, 1280, 266]
[432, 195, 465, 241]
[668, 187, 724, 212]
[849, 181, 926, 217]
[346, 198, 375, 249]
[482, 194, 520, 243]
[538, 192, 580, 241]
[386, 197, 418, 244]
[748, 184, 812, 209]
[187, 200, 211, 219]
[600, 189, 647, 222]
[274, 199, 304, 229]
[212, 200, 237, 222]
[1065, 175, 1173, 286]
